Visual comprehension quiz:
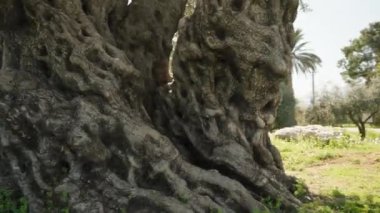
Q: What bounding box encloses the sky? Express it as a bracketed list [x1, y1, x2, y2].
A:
[293, 0, 380, 106]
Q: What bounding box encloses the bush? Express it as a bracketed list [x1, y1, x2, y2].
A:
[275, 81, 297, 129]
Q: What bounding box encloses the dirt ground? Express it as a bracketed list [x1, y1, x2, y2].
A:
[288, 151, 380, 197]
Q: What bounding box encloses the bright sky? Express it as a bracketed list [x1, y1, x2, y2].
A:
[293, 0, 380, 106]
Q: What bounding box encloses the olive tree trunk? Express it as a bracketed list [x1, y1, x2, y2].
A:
[0, 0, 301, 212]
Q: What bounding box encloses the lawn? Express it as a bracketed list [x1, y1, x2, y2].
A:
[272, 131, 380, 212]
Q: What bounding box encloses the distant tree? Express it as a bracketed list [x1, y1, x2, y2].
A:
[305, 88, 342, 126]
[373, 115, 380, 127]
[305, 103, 336, 126]
[339, 22, 380, 84]
[292, 29, 322, 106]
[295, 105, 307, 125]
[305, 82, 380, 139]
[336, 79, 380, 139]
[275, 83, 297, 128]
[276, 29, 321, 128]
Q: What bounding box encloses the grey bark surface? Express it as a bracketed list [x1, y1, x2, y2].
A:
[0, 0, 301, 212]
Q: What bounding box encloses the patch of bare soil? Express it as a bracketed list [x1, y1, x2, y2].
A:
[288, 151, 380, 195]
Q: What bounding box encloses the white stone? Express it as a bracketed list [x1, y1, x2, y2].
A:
[273, 125, 343, 141]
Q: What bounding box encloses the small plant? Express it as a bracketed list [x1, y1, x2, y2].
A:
[331, 188, 345, 199]
[178, 194, 189, 204]
[294, 180, 308, 199]
[316, 152, 338, 161]
[210, 207, 223, 213]
[44, 190, 71, 212]
[0, 188, 28, 213]
[262, 197, 282, 212]
[299, 202, 334, 213]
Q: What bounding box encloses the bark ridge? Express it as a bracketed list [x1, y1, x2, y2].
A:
[0, 0, 301, 212]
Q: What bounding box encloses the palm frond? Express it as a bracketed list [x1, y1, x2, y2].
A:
[291, 29, 322, 74]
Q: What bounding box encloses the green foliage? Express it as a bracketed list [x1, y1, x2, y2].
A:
[45, 190, 70, 212]
[0, 188, 72, 213]
[261, 197, 282, 212]
[336, 23, 380, 136]
[305, 104, 336, 126]
[178, 194, 189, 204]
[339, 22, 380, 83]
[295, 106, 308, 125]
[210, 207, 223, 213]
[272, 130, 379, 171]
[0, 189, 28, 213]
[276, 29, 321, 128]
[336, 79, 380, 139]
[292, 29, 322, 74]
[300, 189, 380, 213]
[373, 115, 380, 126]
[304, 87, 348, 126]
[275, 81, 297, 128]
[294, 180, 308, 199]
[274, 137, 346, 171]
[306, 81, 380, 139]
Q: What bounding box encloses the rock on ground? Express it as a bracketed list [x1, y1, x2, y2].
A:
[273, 125, 343, 141]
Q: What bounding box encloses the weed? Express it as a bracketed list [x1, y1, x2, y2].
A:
[316, 152, 339, 161]
[294, 180, 308, 199]
[262, 197, 282, 212]
[0, 189, 28, 213]
[178, 194, 189, 204]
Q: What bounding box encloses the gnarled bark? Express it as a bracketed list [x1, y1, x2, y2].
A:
[0, 0, 301, 212]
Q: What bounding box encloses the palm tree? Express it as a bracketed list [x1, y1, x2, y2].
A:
[291, 29, 322, 106]
[275, 29, 321, 128]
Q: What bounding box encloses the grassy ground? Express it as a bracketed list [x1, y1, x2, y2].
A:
[272, 130, 380, 212]
[340, 124, 380, 129]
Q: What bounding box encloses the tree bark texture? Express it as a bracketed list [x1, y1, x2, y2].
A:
[0, 0, 301, 212]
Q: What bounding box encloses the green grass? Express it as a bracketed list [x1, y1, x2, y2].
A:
[272, 133, 380, 212]
[340, 123, 380, 128]
[333, 126, 380, 140]
[272, 137, 345, 171]
[298, 189, 380, 213]
[366, 129, 380, 140]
